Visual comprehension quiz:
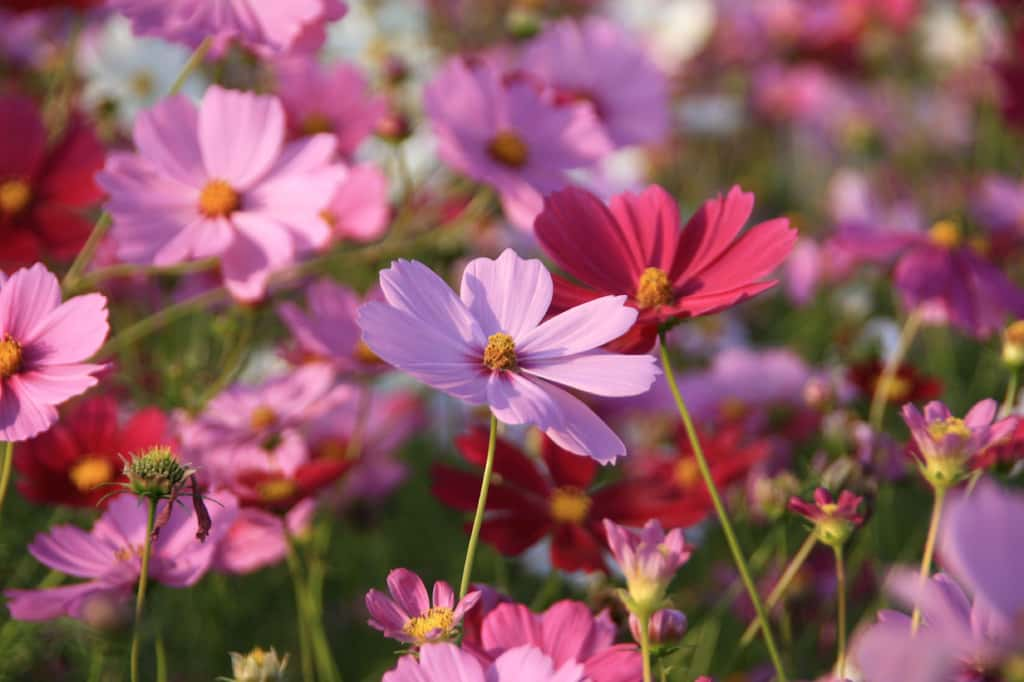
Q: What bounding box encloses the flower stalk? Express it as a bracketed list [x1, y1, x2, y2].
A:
[130, 497, 157, 682]
[911, 487, 946, 632]
[0, 441, 13, 523]
[458, 413, 498, 599]
[834, 544, 847, 678]
[869, 309, 923, 429]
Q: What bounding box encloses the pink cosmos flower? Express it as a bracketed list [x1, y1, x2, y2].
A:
[213, 499, 314, 575]
[0, 263, 108, 441]
[424, 57, 610, 229]
[320, 164, 389, 244]
[109, 0, 346, 56]
[356, 249, 660, 462]
[98, 85, 347, 302]
[521, 16, 669, 148]
[789, 487, 864, 546]
[5, 492, 237, 621]
[366, 568, 481, 646]
[603, 519, 692, 611]
[385, 643, 584, 682]
[275, 58, 387, 157]
[479, 599, 641, 681]
[535, 185, 796, 352]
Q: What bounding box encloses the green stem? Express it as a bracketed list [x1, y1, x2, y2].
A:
[67, 258, 220, 294]
[86, 639, 105, 682]
[658, 336, 788, 682]
[869, 309, 923, 430]
[130, 498, 157, 682]
[168, 37, 212, 95]
[459, 413, 498, 599]
[1001, 366, 1020, 417]
[740, 532, 817, 647]
[287, 536, 341, 682]
[155, 632, 167, 682]
[834, 545, 847, 679]
[0, 441, 13, 524]
[285, 541, 315, 682]
[639, 613, 653, 682]
[911, 487, 946, 632]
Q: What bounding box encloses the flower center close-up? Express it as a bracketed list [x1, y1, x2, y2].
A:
[674, 458, 701, 488]
[250, 405, 278, 431]
[927, 416, 971, 441]
[927, 220, 961, 250]
[636, 267, 674, 309]
[0, 334, 24, 378]
[549, 486, 592, 525]
[259, 478, 298, 504]
[482, 332, 517, 371]
[69, 456, 115, 493]
[302, 113, 334, 135]
[875, 374, 911, 402]
[198, 179, 240, 217]
[486, 130, 529, 168]
[402, 606, 455, 643]
[0, 179, 31, 215]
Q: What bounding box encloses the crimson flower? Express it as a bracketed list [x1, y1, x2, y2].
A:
[0, 95, 105, 270]
[431, 428, 675, 573]
[847, 358, 942, 406]
[535, 184, 795, 352]
[14, 396, 173, 508]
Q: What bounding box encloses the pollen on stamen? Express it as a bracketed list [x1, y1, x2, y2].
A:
[482, 332, 517, 371]
[636, 267, 674, 309]
[198, 179, 240, 217]
[487, 130, 529, 168]
[0, 179, 31, 216]
[0, 334, 24, 379]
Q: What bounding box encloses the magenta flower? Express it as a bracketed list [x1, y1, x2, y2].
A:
[5, 492, 237, 621]
[901, 399, 1017, 490]
[424, 57, 610, 229]
[213, 499, 313, 575]
[788, 488, 864, 547]
[384, 643, 584, 682]
[366, 568, 481, 646]
[479, 599, 641, 681]
[356, 249, 659, 462]
[275, 58, 387, 157]
[853, 479, 1024, 682]
[109, 0, 346, 56]
[0, 263, 108, 441]
[603, 519, 692, 613]
[521, 16, 669, 148]
[98, 85, 346, 302]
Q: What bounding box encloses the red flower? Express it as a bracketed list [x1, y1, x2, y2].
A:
[3, 0, 100, 10]
[14, 396, 173, 508]
[0, 95, 105, 270]
[629, 423, 771, 527]
[535, 184, 795, 352]
[431, 428, 675, 573]
[847, 359, 941, 406]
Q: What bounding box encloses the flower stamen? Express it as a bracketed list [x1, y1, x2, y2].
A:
[483, 332, 517, 371]
[549, 486, 592, 525]
[402, 606, 455, 643]
[487, 130, 529, 168]
[0, 179, 31, 215]
[636, 267, 674, 309]
[0, 334, 24, 378]
[198, 179, 240, 217]
[69, 456, 115, 492]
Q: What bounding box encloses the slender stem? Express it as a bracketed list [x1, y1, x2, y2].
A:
[1001, 366, 1020, 417]
[834, 545, 847, 679]
[86, 639, 105, 682]
[0, 442, 13, 524]
[639, 613, 653, 682]
[869, 310, 923, 430]
[286, 536, 342, 682]
[155, 632, 167, 682]
[168, 37, 212, 95]
[740, 532, 817, 647]
[459, 413, 498, 599]
[285, 541, 315, 682]
[658, 336, 788, 682]
[67, 258, 220, 294]
[911, 487, 946, 632]
[130, 498, 157, 682]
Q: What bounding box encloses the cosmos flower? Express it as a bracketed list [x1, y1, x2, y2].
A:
[520, 16, 669, 147]
[603, 519, 692, 614]
[424, 57, 610, 229]
[275, 57, 387, 157]
[384, 643, 584, 682]
[108, 0, 347, 56]
[319, 164, 390, 244]
[213, 499, 314, 575]
[98, 86, 347, 302]
[366, 568, 481, 646]
[357, 249, 659, 462]
[788, 488, 864, 547]
[432, 428, 678, 572]
[0, 264, 109, 442]
[0, 95, 105, 271]
[535, 185, 795, 352]
[14, 396, 173, 508]
[5, 492, 236, 621]
[901, 399, 1017, 490]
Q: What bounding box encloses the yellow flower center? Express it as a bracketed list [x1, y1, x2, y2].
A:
[927, 416, 971, 440]
[1006, 320, 1024, 346]
[0, 334, 23, 378]
[482, 332, 517, 371]
[130, 71, 154, 98]
[198, 179, 240, 217]
[250, 405, 278, 431]
[876, 375, 911, 402]
[819, 502, 839, 515]
[548, 486, 592, 525]
[320, 209, 338, 228]
[114, 544, 142, 562]
[302, 113, 334, 135]
[354, 340, 383, 365]
[674, 458, 701, 488]
[636, 267, 674, 309]
[0, 179, 31, 215]
[402, 606, 455, 643]
[69, 456, 114, 492]
[487, 130, 529, 168]
[928, 220, 961, 249]
[259, 478, 297, 503]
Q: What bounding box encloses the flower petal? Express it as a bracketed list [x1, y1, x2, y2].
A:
[521, 350, 658, 398]
[459, 249, 552, 338]
[198, 86, 285, 189]
[517, 296, 637, 360]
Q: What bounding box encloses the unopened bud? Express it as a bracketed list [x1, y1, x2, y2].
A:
[123, 447, 194, 500]
[1003, 321, 1024, 368]
[629, 608, 687, 647]
[226, 647, 289, 682]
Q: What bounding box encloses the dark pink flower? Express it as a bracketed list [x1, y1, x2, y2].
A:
[384, 643, 584, 682]
[603, 519, 692, 612]
[366, 568, 481, 646]
[788, 487, 864, 546]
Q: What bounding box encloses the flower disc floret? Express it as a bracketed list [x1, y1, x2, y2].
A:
[487, 130, 529, 168]
[636, 267, 674, 309]
[123, 447, 194, 498]
[0, 334, 23, 378]
[482, 332, 517, 371]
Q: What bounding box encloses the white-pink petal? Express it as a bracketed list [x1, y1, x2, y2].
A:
[521, 351, 658, 398]
[516, 295, 637, 359]
[460, 249, 553, 339]
[198, 86, 285, 190]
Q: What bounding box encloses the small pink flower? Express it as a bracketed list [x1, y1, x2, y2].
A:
[98, 86, 347, 302]
[366, 568, 481, 646]
[384, 643, 585, 682]
[603, 519, 692, 613]
[788, 487, 864, 547]
[0, 263, 109, 441]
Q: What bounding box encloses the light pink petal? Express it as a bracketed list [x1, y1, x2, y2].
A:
[367, 589, 411, 634]
[329, 164, 390, 242]
[521, 350, 658, 398]
[220, 213, 296, 302]
[5, 581, 125, 622]
[132, 94, 206, 187]
[432, 581, 455, 609]
[460, 249, 552, 338]
[0, 263, 60, 340]
[517, 296, 637, 360]
[213, 507, 288, 575]
[22, 294, 108, 365]
[198, 86, 285, 189]
[417, 644, 485, 682]
[11, 364, 102, 407]
[492, 645, 584, 682]
[851, 616, 955, 682]
[481, 603, 543, 653]
[28, 525, 116, 579]
[387, 568, 431, 617]
[963, 399, 997, 429]
[540, 600, 604, 666]
[0, 377, 57, 442]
